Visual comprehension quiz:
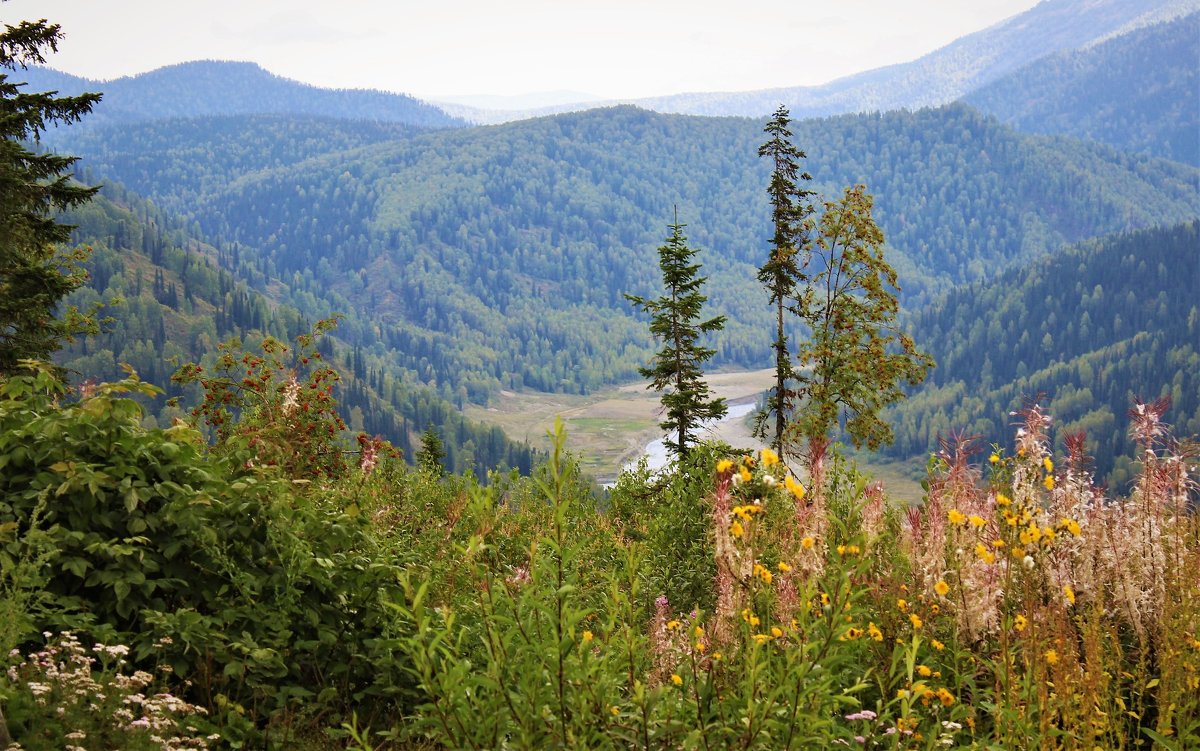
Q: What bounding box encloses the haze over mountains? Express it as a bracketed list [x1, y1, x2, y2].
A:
[22, 0, 1199, 485]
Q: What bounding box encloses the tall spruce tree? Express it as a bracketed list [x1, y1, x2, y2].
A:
[795, 185, 933, 452]
[753, 105, 816, 456]
[626, 215, 726, 460]
[0, 17, 101, 373]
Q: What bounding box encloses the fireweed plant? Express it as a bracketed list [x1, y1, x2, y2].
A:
[2, 348, 1196, 748]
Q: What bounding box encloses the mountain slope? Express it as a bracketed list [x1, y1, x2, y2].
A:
[57, 185, 537, 475]
[17, 60, 464, 129]
[54, 105, 1199, 403]
[883, 221, 1199, 488]
[963, 12, 1199, 165]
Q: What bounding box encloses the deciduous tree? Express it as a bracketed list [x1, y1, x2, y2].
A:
[793, 185, 933, 452]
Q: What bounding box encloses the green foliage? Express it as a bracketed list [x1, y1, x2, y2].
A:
[416, 426, 446, 476]
[793, 185, 933, 452]
[626, 219, 726, 459]
[0, 18, 102, 373]
[0, 362, 419, 745]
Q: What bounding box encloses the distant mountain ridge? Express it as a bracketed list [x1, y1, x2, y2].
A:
[444, 0, 1199, 124]
[963, 12, 1199, 165]
[13, 60, 465, 129]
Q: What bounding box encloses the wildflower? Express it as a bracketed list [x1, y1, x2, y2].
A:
[694, 625, 704, 637]
[931, 639, 945, 651]
[947, 509, 967, 525]
[801, 536, 815, 550]
[1014, 614, 1027, 632]
[753, 633, 771, 645]
[730, 520, 744, 539]
[739, 466, 752, 483]
[610, 705, 620, 716]
[716, 459, 734, 474]
[1042, 526, 1056, 543]
[1044, 649, 1059, 665]
[1063, 585, 1075, 606]
[778, 561, 792, 573]
[845, 710, 878, 721]
[975, 542, 996, 564]
[842, 627, 863, 640]
[1043, 475, 1055, 491]
[968, 514, 986, 529]
[989, 453, 1000, 464]
[695, 641, 706, 653]
[741, 608, 761, 627]
[671, 674, 683, 686]
[917, 664, 932, 677]
[582, 630, 594, 643]
[666, 620, 681, 631]
[868, 622, 884, 641]
[771, 626, 784, 638]
[936, 687, 956, 706]
[1043, 457, 1054, 472]
[1061, 518, 1081, 537]
[909, 614, 923, 630]
[753, 563, 773, 585]
[760, 447, 779, 466]
[785, 474, 806, 502]
[897, 598, 907, 611]
[934, 580, 950, 597]
[1022, 555, 1035, 570]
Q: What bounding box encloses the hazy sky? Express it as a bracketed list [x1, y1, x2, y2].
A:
[3, 1, 1041, 100]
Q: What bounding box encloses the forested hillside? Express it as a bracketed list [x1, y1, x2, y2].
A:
[883, 221, 1199, 488]
[56, 187, 537, 475]
[20, 60, 464, 129]
[54, 104, 1200, 402]
[964, 12, 1199, 165]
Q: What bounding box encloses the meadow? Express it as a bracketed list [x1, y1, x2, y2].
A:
[1, 333, 1196, 749]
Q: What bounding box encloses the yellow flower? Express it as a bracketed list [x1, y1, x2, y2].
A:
[1043, 475, 1055, 491]
[801, 536, 815, 550]
[909, 613, 923, 630]
[837, 544, 846, 556]
[934, 580, 950, 597]
[996, 493, 1012, 507]
[1045, 649, 1059, 665]
[967, 514, 986, 529]
[785, 474, 806, 502]
[716, 459, 734, 474]
[947, 509, 967, 525]
[760, 447, 779, 466]
[771, 626, 784, 638]
[992, 538, 1006, 548]
[753, 563, 773, 585]
[582, 630, 594, 643]
[989, 453, 1000, 464]
[738, 466, 752, 483]
[694, 625, 704, 637]
[777, 561, 792, 573]
[820, 592, 831, 607]
[1043, 457, 1054, 473]
[610, 705, 619, 716]
[931, 639, 945, 651]
[1062, 518, 1081, 537]
[666, 620, 681, 631]
[1063, 585, 1075, 606]
[936, 687, 956, 706]
[897, 598, 907, 612]
[730, 520, 744, 539]
[867, 622, 883, 641]
[753, 633, 771, 645]
[917, 664, 932, 677]
[1042, 526, 1056, 543]
[1014, 614, 1027, 632]
[695, 641, 706, 653]
[843, 627, 863, 640]
[671, 673, 683, 686]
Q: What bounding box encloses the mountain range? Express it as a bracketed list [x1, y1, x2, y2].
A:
[17, 0, 1197, 483]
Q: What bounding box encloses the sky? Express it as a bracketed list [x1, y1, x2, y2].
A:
[3, 1, 1042, 102]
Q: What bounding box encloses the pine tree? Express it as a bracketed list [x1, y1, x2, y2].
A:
[416, 426, 446, 476]
[795, 185, 933, 451]
[753, 105, 816, 456]
[626, 214, 726, 460]
[0, 18, 102, 373]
